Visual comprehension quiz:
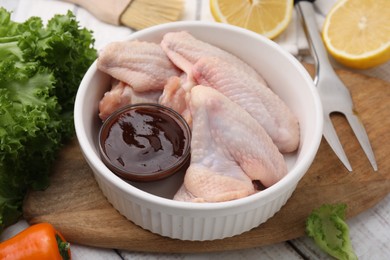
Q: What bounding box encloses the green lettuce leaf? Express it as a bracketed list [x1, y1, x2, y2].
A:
[0, 7, 97, 232]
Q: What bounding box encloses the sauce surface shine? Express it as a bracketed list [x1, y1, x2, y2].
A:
[100, 104, 190, 181]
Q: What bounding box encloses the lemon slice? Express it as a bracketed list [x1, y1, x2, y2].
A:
[322, 0, 390, 69]
[210, 0, 293, 39]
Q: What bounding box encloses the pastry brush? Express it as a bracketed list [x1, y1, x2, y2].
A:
[63, 0, 184, 30]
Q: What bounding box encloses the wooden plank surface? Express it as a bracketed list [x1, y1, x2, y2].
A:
[22, 65, 390, 253]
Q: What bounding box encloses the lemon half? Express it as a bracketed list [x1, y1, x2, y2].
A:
[210, 0, 293, 39]
[322, 0, 390, 69]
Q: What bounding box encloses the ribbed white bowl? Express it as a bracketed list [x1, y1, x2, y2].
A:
[74, 21, 323, 241]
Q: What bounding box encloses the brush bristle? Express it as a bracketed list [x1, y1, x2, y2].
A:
[120, 0, 184, 30]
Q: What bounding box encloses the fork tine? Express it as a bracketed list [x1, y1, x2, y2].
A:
[322, 115, 353, 171]
[345, 113, 378, 171]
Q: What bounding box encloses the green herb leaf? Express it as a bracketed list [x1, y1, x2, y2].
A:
[0, 7, 97, 232]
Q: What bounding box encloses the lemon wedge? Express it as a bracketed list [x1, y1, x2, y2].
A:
[322, 0, 390, 69]
[210, 0, 293, 39]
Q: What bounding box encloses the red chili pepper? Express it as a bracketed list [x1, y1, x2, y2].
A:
[0, 222, 71, 260]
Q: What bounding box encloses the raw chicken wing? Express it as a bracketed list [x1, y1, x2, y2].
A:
[158, 75, 192, 125]
[160, 31, 267, 87]
[99, 80, 161, 121]
[97, 40, 181, 92]
[192, 57, 300, 153]
[174, 86, 287, 202]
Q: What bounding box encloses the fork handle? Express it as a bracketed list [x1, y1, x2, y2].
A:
[296, 1, 335, 84]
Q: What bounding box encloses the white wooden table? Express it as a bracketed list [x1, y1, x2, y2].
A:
[1, 0, 389, 259]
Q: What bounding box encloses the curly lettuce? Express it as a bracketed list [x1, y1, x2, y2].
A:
[306, 203, 358, 260]
[0, 8, 97, 232]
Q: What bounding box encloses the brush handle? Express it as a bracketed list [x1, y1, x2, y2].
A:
[64, 0, 132, 25]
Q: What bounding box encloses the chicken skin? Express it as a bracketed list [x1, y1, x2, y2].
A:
[98, 80, 162, 121]
[160, 31, 267, 87]
[192, 57, 300, 153]
[158, 75, 192, 125]
[174, 86, 287, 202]
[97, 40, 181, 92]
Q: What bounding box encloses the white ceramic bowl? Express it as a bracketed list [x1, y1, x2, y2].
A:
[74, 21, 323, 241]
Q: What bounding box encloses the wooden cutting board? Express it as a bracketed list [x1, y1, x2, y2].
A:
[23, 65, 390, 253]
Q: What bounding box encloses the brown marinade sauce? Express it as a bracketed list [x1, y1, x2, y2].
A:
[103, 107, 188, 175]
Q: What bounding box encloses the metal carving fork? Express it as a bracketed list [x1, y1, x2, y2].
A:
[296, 0, 378, 171]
